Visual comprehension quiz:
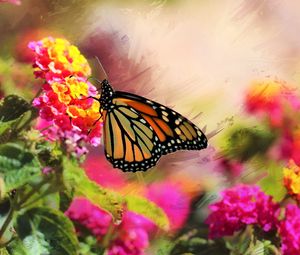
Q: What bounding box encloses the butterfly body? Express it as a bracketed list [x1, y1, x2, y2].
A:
[98, 79, 207, 172]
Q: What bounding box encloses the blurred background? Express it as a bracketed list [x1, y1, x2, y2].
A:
[1, 1, 300, 254]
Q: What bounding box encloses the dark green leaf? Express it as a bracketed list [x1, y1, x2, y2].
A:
[14, 207, 78, 255]
[0, 95, 30, 123]
[0, 200, 14, 246]
[0, 144, 41, 190]
[225, 127, 275, 162]
[59, 190, 74, 212]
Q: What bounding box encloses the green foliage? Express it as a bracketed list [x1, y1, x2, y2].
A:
[0, 143, 41, 191]
[63, 158, 124, 222]
[225, 127, 276, 162]
[0, 95, 30, 123]
[0, 200, 14, 246]
[9, 207, 78, 255]
[63, 158, 170, 230]
[259, 162, 286, 202]
[0, 248, 9, 255]
[125, 194, 169, 230]
[0, 95, 31, 142]
[170, 229, 229, 255]
[78, 235, 105, 255]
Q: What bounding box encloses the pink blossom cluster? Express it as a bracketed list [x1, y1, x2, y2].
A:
[206, 184, 300, 254]
[66, 199, 155, 255]
[29, 37, 102, 156]
[65, 198, 112, 237]
[278, 204, 300, 255]
[245, 80, 300, 128]
[205, 184, 279, 239]
[245, 80, 300, 165]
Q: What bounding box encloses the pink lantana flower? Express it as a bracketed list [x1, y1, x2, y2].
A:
[146, 181, 191, 231]
[66, 198, 112, 237]
[29, 37, 102, 156]
[66, 199, 155, 255]
[205, 184, 279, 239]
[108, 211, 155, 255]
[278, 204, 300, 255]
[28, 37, 91, 81]
[245, 80, 300, 128]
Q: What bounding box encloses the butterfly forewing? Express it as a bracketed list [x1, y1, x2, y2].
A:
[114, 91, 208, 156]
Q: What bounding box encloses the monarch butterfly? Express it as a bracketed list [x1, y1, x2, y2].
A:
[93, 79, 208, 172]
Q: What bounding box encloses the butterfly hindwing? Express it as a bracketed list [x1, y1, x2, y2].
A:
[103, 100, 163, 172]
[114, 91, 208, 156]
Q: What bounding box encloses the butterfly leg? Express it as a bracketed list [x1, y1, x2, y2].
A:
[87, 112, 103, 135]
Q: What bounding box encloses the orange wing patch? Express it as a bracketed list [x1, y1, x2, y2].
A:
[142, 115, 166, 142]
[154, 118, 174, 137]
[119, 98, 158, 116]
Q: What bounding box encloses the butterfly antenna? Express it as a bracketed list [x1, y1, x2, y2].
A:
[95, 56, 108, 81]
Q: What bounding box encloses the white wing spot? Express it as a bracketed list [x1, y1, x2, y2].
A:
[162, 115, 169, 122]
[162, 111, 168, 116]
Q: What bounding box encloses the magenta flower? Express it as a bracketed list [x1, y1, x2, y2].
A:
[205, 184, 279, 239]
[278, 204, 300, 255]
[108, 211, 155, 255]
[66, 199, 155, 254]
[146, 181, 191, 231]
[65, 198, 112, 238]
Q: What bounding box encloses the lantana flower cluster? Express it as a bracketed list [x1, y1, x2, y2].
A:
[205, 184, 279, 239]
[29, 37, 101, 156]
[245, 80, 300, 128]
[278, 204, 300, 255]
[283, 160, 300, 203]
[206, 184, 300, 255]
[245, 80, 300, 165]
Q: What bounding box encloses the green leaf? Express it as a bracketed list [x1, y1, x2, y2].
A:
[7, 238, 29, 255]
[0, 144, 41, 190]
[78, 235, 105, 255]
[0, 95, 30, 123]
[59, 190, 74, 212]
[0, 200, 14, 246]
[0, 95, 31, 138]
[125, 194, 169, 230]
[63, 158, 170, 230]
[0, 248, 9, 255]
[258, 162, 286, 202]
[225, 127, 275, 162]
[13, 207, 78, 255]
[63, 158, 123, 223]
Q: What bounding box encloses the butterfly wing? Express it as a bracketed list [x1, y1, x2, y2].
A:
[103, 99, 162, 172]
[104, 91, 208, 171]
